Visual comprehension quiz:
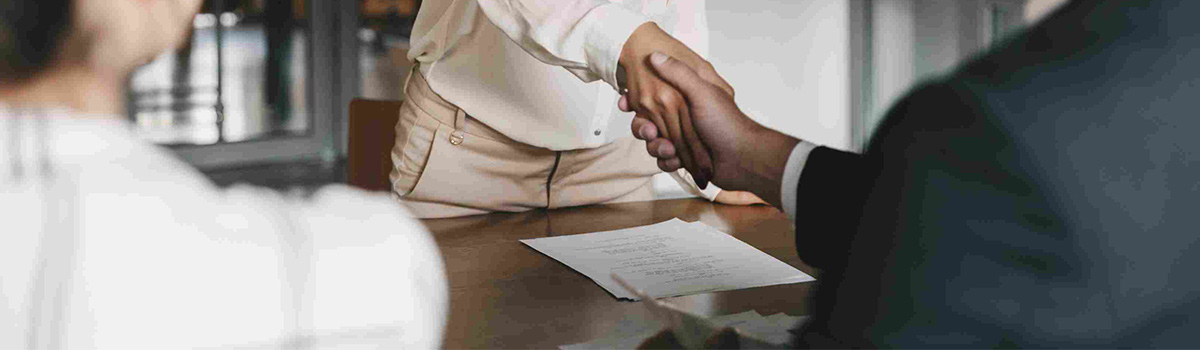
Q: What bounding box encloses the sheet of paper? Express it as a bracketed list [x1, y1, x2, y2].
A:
[521, 218, 815, 300]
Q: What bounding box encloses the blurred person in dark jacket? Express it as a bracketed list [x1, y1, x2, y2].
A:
[631, 0, 1200, 347]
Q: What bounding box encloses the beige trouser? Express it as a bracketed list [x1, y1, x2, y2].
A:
[390, 70, 663, 218]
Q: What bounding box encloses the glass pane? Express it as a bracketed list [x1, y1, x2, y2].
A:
[360, 0, 420, 100]
[128, 0, 311, 145]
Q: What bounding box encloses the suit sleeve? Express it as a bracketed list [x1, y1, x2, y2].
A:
[798, 81, 1059, 347]
[791, 146, 871, 270]
[788, 80, 951, 271]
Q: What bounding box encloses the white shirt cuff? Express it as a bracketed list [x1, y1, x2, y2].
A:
[697, 181, 722, 201]
[781, 141, 818, 221]
[582, 4, 651, 91]
[667, 168, 722, 201]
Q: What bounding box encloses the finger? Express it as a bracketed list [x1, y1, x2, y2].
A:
[619, 94, 632, 112]
[677, 104, 714, 187]
[698, 67, 735, 97]
[626, 78, 642, 112]
[642, 112, 673, 155]
[656, 92, 700, 181]
[678, 54, 734, 97]
[631, 117, 658, 140]
[710, 75, 735, 97]
[634, 90, 672, 151]
[658, 157, 682, 172]
[646, 138, 676, 158]
[648, 52, 719, 103]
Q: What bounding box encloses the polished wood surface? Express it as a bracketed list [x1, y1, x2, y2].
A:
[423, 198, 817, 349]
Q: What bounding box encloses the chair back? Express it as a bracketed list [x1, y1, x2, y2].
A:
[347, 98, 403, 191]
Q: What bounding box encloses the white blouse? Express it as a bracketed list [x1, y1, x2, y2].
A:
[0, 113, 447, 349]
[408, 0, 720, 199]
[409, 0, 709, 150]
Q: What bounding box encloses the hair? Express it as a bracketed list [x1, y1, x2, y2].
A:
[0, 0, 73, 84]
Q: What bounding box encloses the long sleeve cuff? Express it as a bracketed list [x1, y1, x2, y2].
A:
[582, 4, 651, 90]
[668, 169, 722, 201]
[781, 141, 818, 221]
[697, 180, 722, 201]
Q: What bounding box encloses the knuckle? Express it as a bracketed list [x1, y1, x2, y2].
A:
[655, 91, 679, 106]
[638, 96, 656, 109]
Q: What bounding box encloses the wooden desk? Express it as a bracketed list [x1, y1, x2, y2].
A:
[423, 198, 817, 349]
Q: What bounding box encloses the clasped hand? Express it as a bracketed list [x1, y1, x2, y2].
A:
[618, 23, 734, 189]
[620, 42, 799, 208]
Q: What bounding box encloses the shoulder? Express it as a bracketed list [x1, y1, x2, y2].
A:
[284, 185, 448, 348]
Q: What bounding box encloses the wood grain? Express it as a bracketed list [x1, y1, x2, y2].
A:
[423, 198, 818, 349]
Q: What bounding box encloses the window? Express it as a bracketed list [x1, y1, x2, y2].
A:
[124, 0, 355, 169]
[128, 0, 311, 146]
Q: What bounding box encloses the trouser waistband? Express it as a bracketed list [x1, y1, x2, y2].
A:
[403, 69, 517, 145]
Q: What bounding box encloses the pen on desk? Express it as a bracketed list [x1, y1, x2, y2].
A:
[612, 273, 677, 333]
[612, 273, 693, 327]
[612, 273, 726, 349]
[612, 273, 654, 303]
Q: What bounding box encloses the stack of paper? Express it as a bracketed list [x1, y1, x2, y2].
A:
[520, 218, 815, 300]
[560, 310, 810, 349]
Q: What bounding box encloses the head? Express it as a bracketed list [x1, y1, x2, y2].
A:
[0, 0, 201, 87]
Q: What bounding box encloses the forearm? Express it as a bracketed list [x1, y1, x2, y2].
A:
[476, 0, 649, 88]
[730, 126, 800, 209]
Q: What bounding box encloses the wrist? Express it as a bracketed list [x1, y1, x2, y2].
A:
[735, 125, 800, 208]
[619, 22, 666, 69]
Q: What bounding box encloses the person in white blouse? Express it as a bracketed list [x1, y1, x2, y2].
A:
[0, 0, 446, 348]
[393, 0, 764, 218]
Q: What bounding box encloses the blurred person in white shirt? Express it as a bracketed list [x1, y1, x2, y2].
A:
[0, 0, 447, 348]
[392, 0, 764, 218]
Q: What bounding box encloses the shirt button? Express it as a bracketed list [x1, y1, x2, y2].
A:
[594, 130, 602, 136]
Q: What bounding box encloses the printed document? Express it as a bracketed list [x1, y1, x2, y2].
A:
[520, 218, 815, 300]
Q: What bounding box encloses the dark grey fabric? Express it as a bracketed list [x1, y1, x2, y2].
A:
[793, 1, 1200, 347]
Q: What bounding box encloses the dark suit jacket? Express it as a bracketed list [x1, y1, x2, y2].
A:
[793, 1, 1200, 347]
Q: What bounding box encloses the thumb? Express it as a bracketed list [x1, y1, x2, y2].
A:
[648, 52, 718, 101]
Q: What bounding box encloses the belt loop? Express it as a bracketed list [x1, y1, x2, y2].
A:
[450, 109, 466, 145]
[454, 109, 467, 129]
[402, 67, 416, 99]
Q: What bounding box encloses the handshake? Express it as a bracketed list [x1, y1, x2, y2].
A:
[618, 24, 800, 209]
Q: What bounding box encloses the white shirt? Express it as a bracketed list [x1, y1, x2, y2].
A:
[0, 114, 447, 349]
[782, 141, 819, 221]
[408, 0, 720, 199]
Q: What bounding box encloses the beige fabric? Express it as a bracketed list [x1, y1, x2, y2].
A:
[391, 71, 660, 219]
[408, 0, 709, 150]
